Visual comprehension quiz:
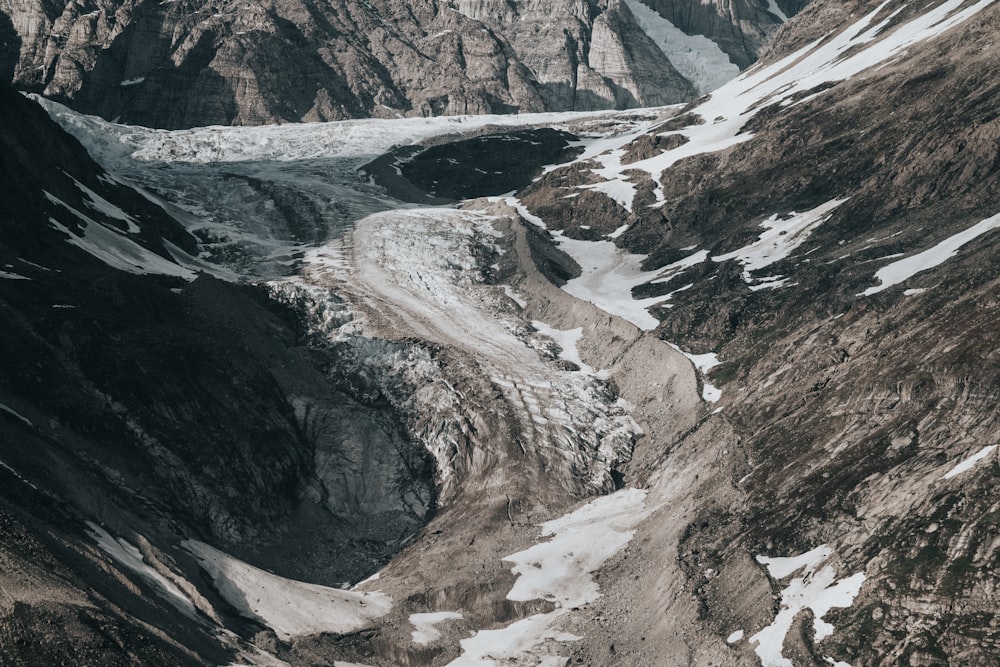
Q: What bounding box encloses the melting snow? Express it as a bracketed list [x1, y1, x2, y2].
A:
[531, 320, 600, 376]
[667, 344, 722, 403]
[622, 0, 740, 95]
[860, 212, 1000, 296]
[184, 540, 391, 640]
[449, 489, 649, 665]
[0, 460, 39, 491]
[588, 0, 994, 210]
[558, 234, 665, 330]
[71, 176, 141, 233]
[45, 192, 196, 280]
[0, 403, 33, 427]
[410, 611, 463, 645]
[942, 444, 997, 480]
[502, 284, 528, 308]
[713, 199, 847, 282]
[752, 545, 865, 667]
[86, 522, 196, 616]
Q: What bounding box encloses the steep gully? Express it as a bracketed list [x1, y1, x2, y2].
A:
[41, 103, 727, 664]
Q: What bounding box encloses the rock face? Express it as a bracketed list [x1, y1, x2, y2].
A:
[0, 0, 801, 128]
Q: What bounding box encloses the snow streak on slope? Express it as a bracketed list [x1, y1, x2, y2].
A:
[860, 212, 1000, 296]
[713, 199, 847, 286]
[752, 546, 866, 667]
[623, 0, 740, 95]
[184, 540, 391, 640]
[86, 523, 197, 617]
[588, 0, 996, 210]
[44, 191, 196, 279]
[449, 489, 650, 665]
[942, 444, 997, 480]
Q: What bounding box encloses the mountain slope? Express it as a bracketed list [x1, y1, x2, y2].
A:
[1, 0, 798, 128]
[3, 0, 999, 664]
[492, 0, 1000, 663]
[0, 84, 443, 663]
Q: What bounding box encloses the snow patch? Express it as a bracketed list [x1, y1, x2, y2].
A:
[410, 611, 463, 645]
[450, 489, 649, 665]
[727, 629, 745, 643]
[942, 445, 997, 480]
[531, 320, 600, 376]
[622, 0, 740, 95]
[70, 176, 141, 233]
[713, 199, 847, 283]
[752, 546, 865, 667]
[86, 522, 196, 616]
[502, 284, 528, 308]
[0, 460, 39, 491]
[558, 234, 665, 330]
[860, 213, 1000, 296]
[0, 270, 30, 280]
[667, 343, 722, 403]
[184, 540, 391, 640]
[45, 192, 195, 280]
[588, 0, 993, 211]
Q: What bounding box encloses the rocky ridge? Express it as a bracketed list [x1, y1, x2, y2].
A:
[0, 0, 800, 128]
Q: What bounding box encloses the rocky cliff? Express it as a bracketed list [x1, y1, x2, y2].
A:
[0, 0, 798, 128]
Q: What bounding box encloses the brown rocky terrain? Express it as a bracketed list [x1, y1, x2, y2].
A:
[0, 0, 801, 128]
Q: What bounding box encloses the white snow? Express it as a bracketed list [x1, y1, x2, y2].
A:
[765, 0, 789, 22]
[727, 629, 745, 643]
[578, 178, 638, 213]
[942, 444, 997, 480]
[622, 0, 740, 95]
[713, 199, 847, 283]
[0, 270, 30, 280]
[410, 611, 463, 645]
[0, 402, 33, 427]
[752, 546, 865, 667]
[184, 540, 392, 640]
[449, 489, 649, 665]
[0, 460, 39, 490]
[120, 77, 146, 86]
[71, 176, 141, 233]
[667, 343, 722, 403]
[558, 234, 665, 330]
[860, 213, 1000, 296]
[651, 249, 709, 284]
[502, 284, 528, 308]
[531, 320, 599, 375]
[86, 522, 196, 616]
[45, 192, 196, 279]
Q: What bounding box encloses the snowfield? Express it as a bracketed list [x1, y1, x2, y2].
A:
[449, 489, 650, 665]
[184, 540, 391, 640]
[752, 546, 866, 667]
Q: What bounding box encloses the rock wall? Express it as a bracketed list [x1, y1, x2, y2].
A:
[0, 0, 803, 127]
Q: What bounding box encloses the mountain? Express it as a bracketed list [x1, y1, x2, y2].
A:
[0, 83, 440, 664]
[3, 0, 1000, 664]
[0, 0, 794, 128]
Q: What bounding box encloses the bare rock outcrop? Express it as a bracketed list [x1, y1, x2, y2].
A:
[0, 0, 805, 127]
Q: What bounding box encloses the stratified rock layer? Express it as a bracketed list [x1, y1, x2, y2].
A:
[0, 0, 799, 127]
